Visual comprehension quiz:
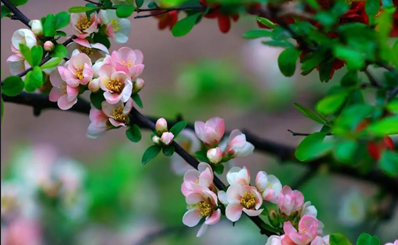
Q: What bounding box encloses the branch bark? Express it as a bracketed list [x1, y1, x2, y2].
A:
[1, 0, 31, 27]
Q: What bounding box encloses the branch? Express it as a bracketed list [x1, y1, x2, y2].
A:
[3, 92, 398, 197]
[1, 0, 31, 27]
[287, 129, 332, 136]
[364, 69, 383, 88]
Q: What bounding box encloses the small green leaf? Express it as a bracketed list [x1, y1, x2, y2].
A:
[68, 6, 99, 13]
[172, 13, 201, 37]
[90, 92, 106, 110]
[194, 151, 209, 163]
[256, 17, 277, 29]
[50, 44, 68, 58]
[43, 14, 56, 37]
[278, 47, 301, 77]
[126, 124, 142, 142]
[367, 116, 398, 136]
[213, 164, 224, 175]
[116, 5, 135, 18]
[31, 45, 43, 67]
[296, 132, 334, 161]
[19, 43, 32, 66]
[316, 92, 349, 115]
[333, 140, 358, 163]
[9, 0, 28, 6]
[31, 66, 43, 88]
[293, 103, 329, 125]
[379, 151, 398, 176]
[365, 0, 380, 17]
[387, 100, 398, 113]
[93, 32, 111, 49]
[54, 11, 70, 30]
[135, 0, 144, 7]
[56, 31, 67, 37]
[330, 233, 352, 245]
[1, 76, 24, 96]
[131, 93, 143, 108]
[169, 121, 187, 137]
[41, 58, 62, 69]
[356, 233, 380, 245]
[24, 71, 35, 92]
[1, 5, 10, 19]
[142, 145, 161, 165]
[148, 1, 158, 8]
[163, 144, 175, 156]
[333, 46, 365, 70]
[243, 29, 272, 39]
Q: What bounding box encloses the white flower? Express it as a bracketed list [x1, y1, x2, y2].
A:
[99, 9, 131, 44]
[338, 189, 366, 227]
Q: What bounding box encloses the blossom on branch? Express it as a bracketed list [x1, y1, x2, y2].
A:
[99, 10, 132, 44]
[224, 129, 255, 158]
[194, 117, 225, 147]
[255, 171, 282, 203]
[282, 215, 320, 245]
[98, 64, 132, 104]
[67, 38, 109, 63]
[277, 186, 304, 216]
[181, 162, 214, 196]
[70, 12, 98, 38]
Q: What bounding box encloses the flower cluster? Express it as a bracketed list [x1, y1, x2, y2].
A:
[6, 28, 37, 75]
[152, 118, 175, 145]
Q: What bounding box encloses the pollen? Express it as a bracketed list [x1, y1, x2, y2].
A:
[75, 69, 84, 80]
[240, 192, 256, 209]
[267, 181, 273, 189]
[301, 228, 307, 234]
[196, 201, 212, 217]
[76, 16, 92, 31]
[79, 46, 93, 56]
[112, 107, 127, 122]
[110, 19, 121, 33]
[59, 82, 67, 94]
[121, 60, 132, 68]
[107, 78, 124, 94]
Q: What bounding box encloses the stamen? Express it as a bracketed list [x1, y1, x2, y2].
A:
[107, 78, 124, 94]
[76, 16, 92, 31]
[240, 192, 256, 209]
[112, 107, 127, 122]
[196, 201, 212, 217]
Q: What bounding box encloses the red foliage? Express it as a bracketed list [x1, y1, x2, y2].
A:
[153, 10, 179, 30]
[367, 136, 394, 160]
[200, 0, 239, 33]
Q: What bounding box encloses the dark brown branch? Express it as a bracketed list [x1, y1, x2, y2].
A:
[1, 0, 31, 27]
[287, 129, 332, 136]
[389, 87, 398, 101]
[364, 69, 383, 88]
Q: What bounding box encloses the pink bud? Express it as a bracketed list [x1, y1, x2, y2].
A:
[156, 118, 168, 134]
[133, 78, 145, 93]
[152, 135, 160, 145]
[29, 20, 43, 36]
[160, 132, 174, 145]
[88, 78, 100, 92]
[43, 41, 55, 52]
[207, 147, 223, 164]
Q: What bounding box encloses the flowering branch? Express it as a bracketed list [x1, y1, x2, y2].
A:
[1, 0, 31, 27]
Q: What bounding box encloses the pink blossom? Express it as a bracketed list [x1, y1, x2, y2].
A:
[311, 236, 330, 245]
[277, 186, 304, 216]
[4, 217, 42, 245]
[99, 64, 132, 104]
[182, 188, 221, 237]
[43, 41, 55, 52]
[133, 78, 145, 93]
[152, 135, 161, 145]
[86, 107, 112, 139]
[49, 66, 79, 110]
[255, 171, 282, 203]
[58, 53, 93, 86]
[225, 129, 254, 157]
[194, 117, 225, 147]
[109, 47, 144, 79]
[181, 162, 214, 196]
[283, 215, 319, 245]
[266, 235, 284, 245]
[224, 185, 263, 222]
[207, 147, 223, 164]
[384, 241, 398, 245]
[226, 166, 250, 186]
[70, 12, 98, 38]
[67, 38, 109, 62]
[156, 118, 168, 134]
[160, 132, 174, 145]
[98, 10, 131, 43]
[101, 98, 133, 127]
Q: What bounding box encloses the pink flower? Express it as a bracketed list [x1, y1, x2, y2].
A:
[101, 98, 133, 127]
[225, 129, 254, 157]
[58, 53, 94, 86]
[99, 64, 132, 104]
[133, 78, 145, 93]
[226, 166, 250, 186]
[255, 171, 282, 203]
[207, 147, 223, 164]
[224, 185, 263, 222]
[160, 132, 174, 145]
[384, 241, 398, 245]
[182, 188, 221, 237]
[4, 217, 42, 245]
[49, 66, 79, 110]
[86, 107, 112, 139]
[194, 117, 225, 147]
[67, 38, 109, 62]
[152, 135, 161, 145]
[109, 47, 145, 80]
[99, 10, 132, 43]
[277, 186, 304, 216]
[283, 215, 319, 245]
[266, 235, 284, 245]
[70, 12, 98, 38]
[43, 41, 55, 52]
[181, 162, 214, 196]
[311, 236, 330, 245]
[156, 118, 168, 134]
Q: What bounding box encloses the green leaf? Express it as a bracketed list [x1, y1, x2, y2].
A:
[116, 5, 135, 18]
[1, 76, 24, 96]
[333, 140, 358, 163]
[148, 1, 158, 8]
[54, 11, 70, 30]
[213, 164, 224, 175]
[93, 32, 111, 49]
[1, 5, 10, 19]
[367, 116, 398, 136]
[131, 93, 143, 108]
[9, 0, 28, 6]
[316, 92, 349, 115]
[19, 43, 32, 66]
[256, 17, 276, 29]
[356, 233, 380, 245]
[333, 46, 365, 70]
[90, 92, 106, 110]
[41, 58, 62, 69]
[262, 40, 294, 48]
[126, 124, 142, 142]
[163, 144, 175, 156]
[295, 132, 334, 161]
[330, 233, 352, 245]
[56, 31, 67, 37]
[387, 100, 398, 113]
[31, 66, 43, 88]
[194, 151, 209, 163]
[50, 44, 68, 58]
[319, 59, 334, 83]
[365, 0, 380, 17]
[278, 47, 301, 77]
[340, 71, 358, 88]
[135, 0, 144, 7]
[43, 14, 56, 37]
[31, 45, 43, 67]
[171, 13, 201, 37]
[142, 145, 161, 165]
[24, 71, 35, 92]
[1, 96, 4, 124]
[293, 102, 329, 125]
[68, 6, 99, 13]
[169, 121, 187, 137]
[243, 29, 272, 39]
[379, 151, 398, 176]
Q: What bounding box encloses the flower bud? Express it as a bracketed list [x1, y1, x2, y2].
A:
[268, 208, 280, 227]
[29, 20, 43, 36]
[43, 41, 55, 52]
[88, 78, 100, 92]
[156, 118, 168, 134]
[160, 132, 174, 145]
[133, 78, 145, 93]
[207, 147, 223, 164]
[152, 135, 160, 145]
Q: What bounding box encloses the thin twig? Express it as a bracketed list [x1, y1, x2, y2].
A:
[1, 0, 31, 27]
[287, 129, 332, 136]
[388, 87, 398, 101]
[83, 0, 100, 5]
[364, 69, 383, 88]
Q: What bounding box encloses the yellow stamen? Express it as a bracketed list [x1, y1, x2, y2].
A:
[240, 192, 256, 209]
[76, 16, 92, 31]
[120, 60, 132, 68]
[110, 19, 121, 33]
[79, 46, 93, 56]
[112, 107, 127, 123]
[75, 69, 84, 80]
[267, 181, 273, 189]
[301, 228, 307, 233]
[196, 201, 212, 217]
[107, 78, 124, 93]
[59, 82, 67, 94]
